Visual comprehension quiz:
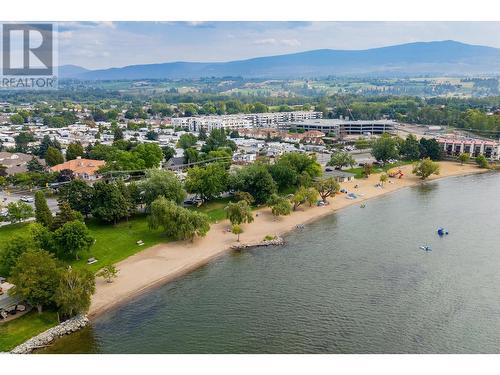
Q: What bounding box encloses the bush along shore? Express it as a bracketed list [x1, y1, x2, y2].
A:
[9, 315, 89, 354]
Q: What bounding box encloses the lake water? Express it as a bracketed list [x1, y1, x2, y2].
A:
[42, 172, 500, 354]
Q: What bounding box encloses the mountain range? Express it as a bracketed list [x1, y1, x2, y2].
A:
[60, 40, 500, 80]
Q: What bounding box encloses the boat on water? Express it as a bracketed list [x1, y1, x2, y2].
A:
[437, 227, 449, 236]
[419, 245, 432, 251]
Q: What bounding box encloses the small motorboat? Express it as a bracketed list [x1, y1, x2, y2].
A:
[419, 245, 432, 252]
[437, 227, 449, 236]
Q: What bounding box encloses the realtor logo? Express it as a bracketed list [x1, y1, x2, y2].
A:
[1, 23, 57, 89]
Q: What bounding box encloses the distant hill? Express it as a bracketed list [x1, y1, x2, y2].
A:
[58, 65, 90, 78]
[65, 41, 500, 80]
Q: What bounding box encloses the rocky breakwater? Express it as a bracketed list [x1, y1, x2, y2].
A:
[10, 315, 89, 354]
[231, 236, 284, 250]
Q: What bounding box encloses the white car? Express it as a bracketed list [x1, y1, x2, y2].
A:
[20, 196, 34, 203]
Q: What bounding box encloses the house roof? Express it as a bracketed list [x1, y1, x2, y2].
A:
[49, 158, 105, 175]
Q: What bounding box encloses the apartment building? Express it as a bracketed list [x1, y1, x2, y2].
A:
[438, 137, 500, 159]
[171, 111, 322, 132]
[287, 118, 397, 136]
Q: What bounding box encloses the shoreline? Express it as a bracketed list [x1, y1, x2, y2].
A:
[88, 162, 488, 319]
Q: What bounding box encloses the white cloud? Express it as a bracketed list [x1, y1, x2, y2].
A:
[253, 38, 301, 47]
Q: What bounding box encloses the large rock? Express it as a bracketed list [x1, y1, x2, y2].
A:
[10, 315, 89, 354]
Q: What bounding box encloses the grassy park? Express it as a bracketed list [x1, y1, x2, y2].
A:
[0, 311, 58, 352]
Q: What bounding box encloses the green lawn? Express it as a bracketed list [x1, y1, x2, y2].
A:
[0, 311, 58, 352]
[345, 161, 414, 179]
[0, 215, 167, 273]
[190, 197, 232, 223]
[73, 215, 166, 272]
[0, 222, 30, 247]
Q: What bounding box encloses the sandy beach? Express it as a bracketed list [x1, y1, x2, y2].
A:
[88, 162, 486, 318]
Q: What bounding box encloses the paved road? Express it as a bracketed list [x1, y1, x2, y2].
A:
[0, 191, 59, 214]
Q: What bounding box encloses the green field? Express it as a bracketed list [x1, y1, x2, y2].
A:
[190, 197, 232, 223]
[0, 198, 240, 274]
[345, 161, 414, 179]
[72, 215, 167, 272]
[0, 215, 167, 272]
[0, 311, 58, 352]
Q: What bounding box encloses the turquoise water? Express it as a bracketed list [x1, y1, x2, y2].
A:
[42, 172, 500, 353]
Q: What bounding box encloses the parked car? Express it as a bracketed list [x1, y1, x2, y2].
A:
[20, 196, 34, 203]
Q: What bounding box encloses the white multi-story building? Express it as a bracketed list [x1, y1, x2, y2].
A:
[438, 137, 500, 159]
[287, 118, 397, 136]
[246, 111, 322, 127]
[171, 111, 322, 133]
[172, 115, 251, 132]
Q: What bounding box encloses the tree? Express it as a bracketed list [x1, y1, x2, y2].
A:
[419, 138, 443, 161]
[65, 142, 84, 161]
[234, 191, 255, 205]
[198, 127, 208, 141]
[314, 177, 340, 203]
[177, 133, 198, 149]
[34, 191, 53, 228]
[458, 152, 470, 165]
[146, 130, 158, 141]
[92, 181, 131, 224]
[327, 152, 356, 169]
[114, 127, 124, 141]
[26, 158, 45, 173]
[363, 163, 373, 178]
[278, 152, 322, 180]
[53, 220, 94, 260]
[231, 224, 243, 242]
[56, 169, 74, 182]
[225, 200, 253, 225]
[148, 197, 210, 241]
[10, 249, 59, 313]
[184, 147, 199, 164]
[475, 154, 489, 168]
[162, 146, 175, 162]
[132, 143, 164, 168]
[58, 179, 94, 217]
[7, 201, 33, 223]
[54, 267, 95, 318]
[371, 134, 400, 163]
[291, 186, 319, 210]
[379, 173, 388, 187]
[185, 163, 228, 201]
[229, 163, 277, 205]
[304, 187, 319, 207]
[0, 234, 34, 276]
[15, 132, 35, 153]
[38, 135, 61, 159]
[29, 222, 55, 254]
[412, 158, 440, 180]
[268, 161, 298, 191]
[10, 113, 24, 125]
[267, 194, 292, 218]
[202, 128, 236, 153]
[139, 169, 186, 207]
[45, 146, 64, 167]
[400, 134, 420, 161]
[51, 201, 84, 230]
[96, 264, 119, 283]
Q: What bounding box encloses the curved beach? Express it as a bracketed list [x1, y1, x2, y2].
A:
[89, 162, 486, 318]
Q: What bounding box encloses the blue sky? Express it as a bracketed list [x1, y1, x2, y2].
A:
[57, 22, 500, 69]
